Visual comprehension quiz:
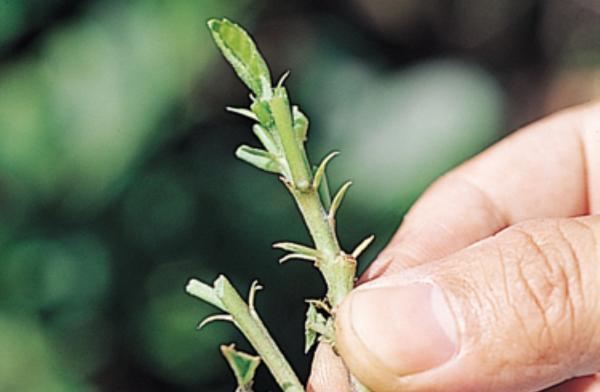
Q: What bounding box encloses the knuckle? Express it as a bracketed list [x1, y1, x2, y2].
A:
[499, 219, 595, 365]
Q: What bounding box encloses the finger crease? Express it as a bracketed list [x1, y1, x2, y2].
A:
[456, 172, 510, 229]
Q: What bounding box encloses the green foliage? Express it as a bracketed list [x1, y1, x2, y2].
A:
[220, 345, 261, 392]
[187, 276, 303, 391]
[208, 18, 272, 98]
[272, 242, 321, 264]
[235, 145, 281, 173]
[189, 17, 373, 391]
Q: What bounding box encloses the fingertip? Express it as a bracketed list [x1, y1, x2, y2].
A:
[335, 281, 460, 392]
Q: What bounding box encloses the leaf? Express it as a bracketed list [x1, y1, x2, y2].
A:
[304, 303, 318, 353]
[304, 303, 332, 353]
[316, 166, 332, 209]
[226, 107, 258, 121]
[312, 151, 339, 190]
[351, 234, 375, 259]
[221, 344, 261, 389]
[252, 124, 278, 154]
[207, 18, 272, 98]
[250, 100, 274, 128]
[235, 145, 280, 173]
[329, 181, 352, 221]
[320, 317, 335, 345]
[273, 242, 321, 264]
[292, 106, 309, 143]
[273, 242, 320, 258]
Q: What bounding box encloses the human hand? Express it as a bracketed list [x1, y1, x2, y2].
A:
[308, 102, 600, 392]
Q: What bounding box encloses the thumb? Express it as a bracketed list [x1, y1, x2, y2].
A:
[335, 217, 600, 392]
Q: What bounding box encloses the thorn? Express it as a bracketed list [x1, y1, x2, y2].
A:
[273, 242, 320, 258]
[329, 181, 352, 222]
[305, 299, 332, 314]
[312, 151, 339, 190]
[226, 107, 258, 121]
[351, 234, 375, 259]
[248, 280, 263, 313]
[277, 70, 290, 88]
[197, 314, 234, 330]
[279, 253, 317, 264]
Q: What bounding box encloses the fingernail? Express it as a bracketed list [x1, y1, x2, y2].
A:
[349, 283, 457, 376]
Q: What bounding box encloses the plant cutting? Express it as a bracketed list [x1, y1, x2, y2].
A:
[186, 18, 374, 392]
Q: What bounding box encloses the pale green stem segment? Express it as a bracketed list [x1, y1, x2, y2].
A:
[288, 186, 355, 307]
[205, 17, 373, 392]
[269, 89, 312, 190]
[186, 277, 303, 392]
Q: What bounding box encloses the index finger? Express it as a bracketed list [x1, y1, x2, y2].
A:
[309, 101, 600, 392]
[363, 100, 600, 281]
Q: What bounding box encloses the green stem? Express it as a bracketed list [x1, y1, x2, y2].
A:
[270, 90, 311, 190]
[273, 84, 368, 392]
[272, 92, 356, 308]
[219, 280, 303, 392]
[207, 18, 371, 391]
[187, 278, 303, 392]
[290, 187, 355, 307]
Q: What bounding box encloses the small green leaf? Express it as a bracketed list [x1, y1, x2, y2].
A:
[316, 167, 332, 209]
[320, 317, 335, 345]
[351, 234, 375, 259]
[312, 151, 339, 190]
[221, 344, 261, 389]
[252, 124, 278, 154]
[274, 241, 322, 264]
[207, 18, 272, 98]
[226, 107, 258, 121]
[250, 100, 274, 128]
[329, 181, 352, 221]
[304, 303, 318, 353]
[273, 242, 320, 258]
[235, 145, 281, 173]
[292, 106, 309, 143]
[304, 303, 333, 353]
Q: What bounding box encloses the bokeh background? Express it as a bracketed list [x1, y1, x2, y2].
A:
[0, 0, 598, 390]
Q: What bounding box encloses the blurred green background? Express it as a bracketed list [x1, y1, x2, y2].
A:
[0, 0, 598, 390]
